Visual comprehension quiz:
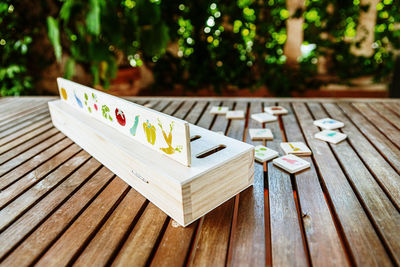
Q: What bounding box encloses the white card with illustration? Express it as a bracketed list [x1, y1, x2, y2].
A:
[57, 78, 191, 166]
[273, 154, 310, 173]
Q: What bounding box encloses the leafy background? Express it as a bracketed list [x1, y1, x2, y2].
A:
[1, 0, 399, 96]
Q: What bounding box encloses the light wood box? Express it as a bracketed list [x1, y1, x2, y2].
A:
[49, 100, 254, 226]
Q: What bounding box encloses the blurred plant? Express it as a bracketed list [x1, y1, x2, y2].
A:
[0, 1, 33, 96]
[48, 0, 170, 88]
[46, 0, 399, 95]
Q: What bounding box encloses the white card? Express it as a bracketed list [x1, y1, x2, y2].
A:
[313, 118, 344, 130]
[264, 106, 288, 115]
[251, 113, 277, 123]
[273, 154, 310, 173]
[254, 145, 279, 163]
[314, 130, 347, 144]
[210, 106, 229, 115]
[226, 110, 245, 119]
[280, 142, 312, 156]
[249, 128, 273, 141]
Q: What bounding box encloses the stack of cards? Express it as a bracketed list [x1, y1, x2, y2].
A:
[226, 110, 245, 119]
[280, 142, 312, 156]
[254, 145, 279, 163]
[273, 154, 310, 173]
[210, 106, 229, 115]
[264, 106, 288, 115]
[313, 118, 344, 130]
[249, 128, 273, 141]
[251, 113, 277, 123]
[315, 130, 347, 144]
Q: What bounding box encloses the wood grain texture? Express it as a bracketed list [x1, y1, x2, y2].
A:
[229, 101, 266, 267]
[352, 102, 400, 148]
[338, 103, 400, 174]
[266, 102, 308, 267]
[35, 178, 129, 266]
[309, 102, 400, 265]
[1, 97, 400, 267]
[323, 103, 400, 210]
[280, 102, 349, 267]
[0, 156, 100, 259]
[1, 167, 115, 266]
[292, 102, 392, 266]
[369, 103, 400, 130]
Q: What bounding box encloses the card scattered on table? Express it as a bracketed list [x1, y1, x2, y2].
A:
[249, 128, 273, 141]
[226, 110, 245, 119]
[264, 106, 288, 115]
[254, 145, 279, 163]
[251, 112, 277, 123]
[280, 142, 312, 156]
[210, 106, 229, 115]
[273, 154, 310, 173]
[313, 118, 344, 130]
[315, 130, 347, 144]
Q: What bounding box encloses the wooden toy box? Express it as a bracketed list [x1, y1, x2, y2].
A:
[48, 79, 254, 226]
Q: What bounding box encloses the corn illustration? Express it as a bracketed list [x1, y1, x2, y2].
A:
[158, 119, 182, 154]
[143, 120, 156, 145]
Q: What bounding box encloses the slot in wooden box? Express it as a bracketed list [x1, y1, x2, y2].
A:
[49, 100, 254, 226]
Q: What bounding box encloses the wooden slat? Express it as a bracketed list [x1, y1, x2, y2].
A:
[338, 103, 400, 174]
[74, 189, 147, 266]
[0, 144, 81, 209]
[189, 101, 244, 266]
[292, 102, 392, 266]
[266, 102, 308, 267]
[352, 103, 400, 147]
[0, 124, 54, 155]
[309, 103, 400, 265]
[0, 104, 48, 132]
[383, 102, 400, 117]
[228, 101, 266, 267]
[323, 103, 400, 210]
[0, 136, 71, 188]
[1, 167, 115, 266]
[279, 102, 349, 266]
[369, 103, 400, 130]
[0, 156, 100, 259]
[0, 99, 48, 122]
[0, 127, 59, 165]
[111, 203, 168, 266]
[35, 178, 129, 266]
[0, 112, 49, 139]
[149, 101, 208, 267]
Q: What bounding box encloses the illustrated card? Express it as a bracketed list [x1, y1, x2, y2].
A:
[57, 78, 191, 166]
[264, 106, 288, 115]
[280, 142, 312, 156]
[273, 154, 310, 173]
[249, 128, 273, 141]
[226, 110, 245, 119]
[210, 106, 229, 115]
[313, 118, 344, 130]
[254, 145, 279, 163]
[251, 113, 277, 123]
[314, 130, 347, 144]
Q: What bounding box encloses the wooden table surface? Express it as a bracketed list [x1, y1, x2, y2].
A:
[0, 97, 399, 267]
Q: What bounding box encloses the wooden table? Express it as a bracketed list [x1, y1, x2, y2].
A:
[0, 97, 399, 267]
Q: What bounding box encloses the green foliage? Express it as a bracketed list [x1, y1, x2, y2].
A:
[0, 1, 33, 96]
[49, 0, 170, 87]
[46, 0, 400, 95]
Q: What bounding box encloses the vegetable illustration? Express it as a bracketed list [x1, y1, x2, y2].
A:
[130, 115, 140, 136]
[84, 93, 91, 113]
[61, 88, 68, 100]
[74, 91, 83, 108]
[143, 120, 156, 145]
[115, 108, 126, 126]
[158, 119, 182, 154]
[92, 93, 98, 111]
[101, 105, 113, 121]
[283, 157, 299, 165]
